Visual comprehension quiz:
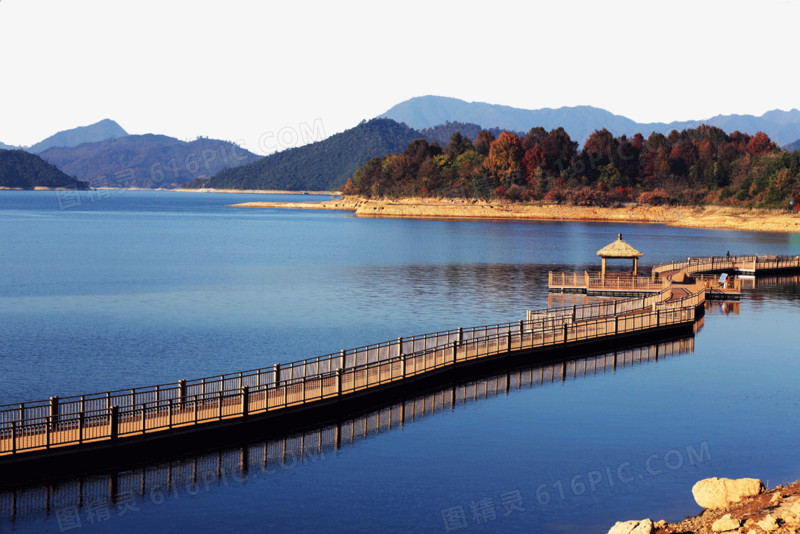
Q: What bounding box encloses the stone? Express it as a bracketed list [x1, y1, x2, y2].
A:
[770, 492, 783, 505]
[654, 519, 668, 528]
[757, 514, 780, 531]
[607, 518, 654, 534]
[778, 498, 800, 524]
[711, 514, 741, 532]
[692, 477, 765, 509]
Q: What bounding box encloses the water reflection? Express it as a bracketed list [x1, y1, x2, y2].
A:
[0, 335, 696, 525]
[740, 275, 800, 304]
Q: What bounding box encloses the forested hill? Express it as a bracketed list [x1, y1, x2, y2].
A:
[39, 135, 261, 189]
[0, 149, 89, 190]
[184, 119, 422, 191]
[418, 122, 518, 146]
[343, 125, 800, 209]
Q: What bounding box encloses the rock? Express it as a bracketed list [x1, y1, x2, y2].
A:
[607, 518, 654, 534]
[780, 499, 800, 524]
[757, 514, 780, 531]
[692, 477, 765, 509]
[770, 492, 783, 505]
[711, 513, 741, 532]
[654, 519, 668, 528]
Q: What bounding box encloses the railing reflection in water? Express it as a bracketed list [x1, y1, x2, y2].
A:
[0, 335, 695, 524]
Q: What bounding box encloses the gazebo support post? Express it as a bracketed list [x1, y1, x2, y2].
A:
[601, 258, 607, 286]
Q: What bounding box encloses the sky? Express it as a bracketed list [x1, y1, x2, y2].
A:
[0, 0, 798, 155]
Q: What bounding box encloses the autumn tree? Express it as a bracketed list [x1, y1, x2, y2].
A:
[541, 127, 578, 176]
[747, 131, 776, 156]
[474, 130, 495, 156]
[485, 132, 524, 188]
[446, 132, 473, 158]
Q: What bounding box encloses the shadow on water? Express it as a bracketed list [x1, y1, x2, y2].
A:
[0, 333, 699, 525]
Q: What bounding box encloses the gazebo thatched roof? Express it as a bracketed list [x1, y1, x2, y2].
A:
[596, 234, 643, 259]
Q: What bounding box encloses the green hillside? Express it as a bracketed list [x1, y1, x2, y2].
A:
[0, 149, 88, 190]
[186, 119, 422, 191]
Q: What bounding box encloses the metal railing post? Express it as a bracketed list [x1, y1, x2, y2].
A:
[49, 396, 59, 430]
[11, 421, 17, 454]
[241, 386, 249, 418]
[337, 368, 343, 396]
[273, 364, 281, 388]
[179, 379, 187, 409]
[141, 403, 147, 434]
[79, 412, 85, 444]
[110, 406, 119, 441]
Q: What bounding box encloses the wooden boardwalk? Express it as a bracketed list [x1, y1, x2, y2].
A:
[1, 337, 696, 521]
[5, 253, 794, 465]
[549, 254, 800, 298]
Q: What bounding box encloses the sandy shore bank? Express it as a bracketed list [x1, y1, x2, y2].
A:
[174, 188, 337, 195]
[229, 197, 800, 234]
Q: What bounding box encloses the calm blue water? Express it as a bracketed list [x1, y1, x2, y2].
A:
[1, 190, 800, 533]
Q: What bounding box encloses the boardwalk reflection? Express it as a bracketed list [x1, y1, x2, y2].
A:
[0, 335, 697, 524]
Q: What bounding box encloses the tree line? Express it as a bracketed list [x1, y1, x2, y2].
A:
[342, 125, 800, 208]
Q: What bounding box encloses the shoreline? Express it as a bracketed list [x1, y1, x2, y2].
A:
[173, 188, 337, 195]
[0, 186, 338, 195]
[229, 197, 800, 234]
[612, 476, 800, 533]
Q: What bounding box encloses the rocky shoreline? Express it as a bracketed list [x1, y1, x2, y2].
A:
[229, 197, 800, 234]
[609, 477, 800, 533]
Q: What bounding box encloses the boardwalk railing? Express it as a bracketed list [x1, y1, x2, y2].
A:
[1, 336, 696, 521]
[549, 271, 664, 291]
[653, 255, 800, 279]
[0, 293, 699, 457]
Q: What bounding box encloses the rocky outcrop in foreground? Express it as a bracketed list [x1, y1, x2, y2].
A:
[608, 477, 800, 534]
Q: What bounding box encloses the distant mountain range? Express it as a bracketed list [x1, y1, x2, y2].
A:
[30, 119, 128, 153]
[0, 149, 88, 190]
[184, 118, 422, 191]
[0, 119, 129, 153]
[5, 98, 800, 192]
[380, 96, 800, 147]
[39, 134, 261, 188]
[785, 139, 800, 151]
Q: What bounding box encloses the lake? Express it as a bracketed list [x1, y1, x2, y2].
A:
[1, 190, 799, 533]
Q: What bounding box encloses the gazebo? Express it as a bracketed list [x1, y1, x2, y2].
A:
[597, 233, 643, 284]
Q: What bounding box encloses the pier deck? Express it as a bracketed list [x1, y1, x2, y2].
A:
[2, 253, 797, 470]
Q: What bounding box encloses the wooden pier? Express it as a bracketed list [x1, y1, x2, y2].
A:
[2, 251, 797, 473]
[549, 254, 800, 299]
[0, 336, 695, 521]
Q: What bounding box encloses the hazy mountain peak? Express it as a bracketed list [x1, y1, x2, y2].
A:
[380, 96, 800, 146]
[29, 119, 128, 153]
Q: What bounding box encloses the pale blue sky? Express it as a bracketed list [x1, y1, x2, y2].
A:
[1, 0, 798, 154]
